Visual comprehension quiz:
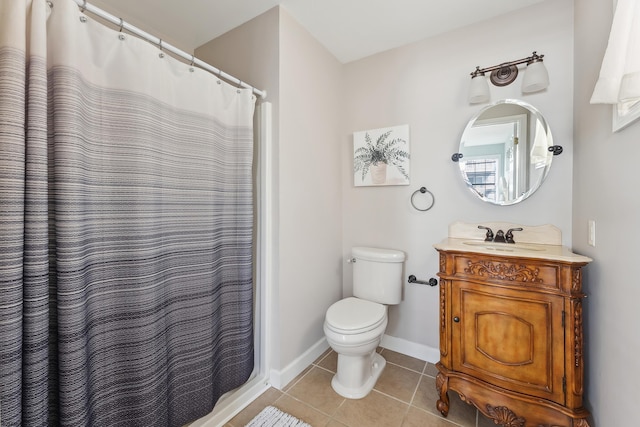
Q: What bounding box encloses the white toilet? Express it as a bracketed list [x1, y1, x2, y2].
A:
[323, 246, 405, 399]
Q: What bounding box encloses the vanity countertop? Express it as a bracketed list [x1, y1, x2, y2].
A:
[434, 237, 593, 264]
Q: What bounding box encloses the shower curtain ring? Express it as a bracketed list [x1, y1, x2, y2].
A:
[117, 18, 126, 40]
[80, 0, 86, 13]
[158, 40, 165, 58]
[189, 55, 195, 72]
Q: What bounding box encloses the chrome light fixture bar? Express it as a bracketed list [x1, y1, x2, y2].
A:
[469, 51, 549, 104]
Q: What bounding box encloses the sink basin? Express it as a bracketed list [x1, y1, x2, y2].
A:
[462, 241, 546, 253]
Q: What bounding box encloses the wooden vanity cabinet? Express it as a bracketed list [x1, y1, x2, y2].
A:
[435, 249, 591, 427]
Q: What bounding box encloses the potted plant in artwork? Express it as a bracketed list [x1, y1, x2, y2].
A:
[354, 126, 410, 185]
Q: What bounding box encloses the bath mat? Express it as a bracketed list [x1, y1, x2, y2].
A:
[245, 406, 312, 427]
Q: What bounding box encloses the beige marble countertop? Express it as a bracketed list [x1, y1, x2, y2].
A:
[433, 237, 593, 264]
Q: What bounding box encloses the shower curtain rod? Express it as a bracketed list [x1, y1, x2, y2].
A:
[68, 0, 267, 99]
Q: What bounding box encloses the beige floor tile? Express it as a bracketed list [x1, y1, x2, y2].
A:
[374, 363, 421, 403]
[380, 349, 427, 373]
[286, 367, 345, 415]
[333, 390, 409, 427]
[411, 374, 441, 413]
[424, 362, 439, 378]
[411, 375, 476, 426]
[230, 348, 469, 427]
[317, 350, 338, 373]
[282, 365, 313, 393]
[401, 406, 462, 427]
[314, 347, 333, 364]
[274, 394, 330, 426]
[227, 387, 283, 426]
[324, 418, 349, 427]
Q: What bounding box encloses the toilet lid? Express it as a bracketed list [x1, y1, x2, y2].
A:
[325, 297, 386, 333]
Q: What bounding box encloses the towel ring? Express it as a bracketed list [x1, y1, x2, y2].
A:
[411, 187, 435, 212]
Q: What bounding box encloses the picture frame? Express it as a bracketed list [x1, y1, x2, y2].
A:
[353, 124, 410, 187]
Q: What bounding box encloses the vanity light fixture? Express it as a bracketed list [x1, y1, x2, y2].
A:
[468, 51, 549, 104]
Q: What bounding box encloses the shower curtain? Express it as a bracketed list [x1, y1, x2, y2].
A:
[0, 1, 256, 426]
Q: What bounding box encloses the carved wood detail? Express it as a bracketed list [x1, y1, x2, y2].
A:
[440, 285, 446, 332]
[439, 284, 447, 357]
[486, 404, 526, 427]
[435, 372, 445, 393]
[440, 253, 446, 273]
[436, 372, 450, 417]
[574, 300, 583, 368]
[465, 260, 543, 283]
[572, 268, 582, 292]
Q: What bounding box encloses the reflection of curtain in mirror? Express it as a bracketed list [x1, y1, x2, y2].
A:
[513, 116, 527, 200]
[531, 120, 552, 168]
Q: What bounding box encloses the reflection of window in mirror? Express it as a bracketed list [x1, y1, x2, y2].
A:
[463, 157, 498, 201]
[461, 114, 527, 203]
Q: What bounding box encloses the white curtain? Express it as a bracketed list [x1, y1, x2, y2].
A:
[0, 0, 256, 425]
[591, 0, 640, 104]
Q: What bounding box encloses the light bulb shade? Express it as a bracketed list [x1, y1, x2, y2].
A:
[469, 74, 490, 104]
[522, 60, 549, 93]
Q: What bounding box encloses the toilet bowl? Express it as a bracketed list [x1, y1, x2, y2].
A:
[324, 297, 388, 398]
[323, 247, 405, 399]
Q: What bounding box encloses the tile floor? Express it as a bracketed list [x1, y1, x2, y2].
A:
[224, 347, 498, 427]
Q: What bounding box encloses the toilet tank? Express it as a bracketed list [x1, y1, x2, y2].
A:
[352, 247, 405, 305]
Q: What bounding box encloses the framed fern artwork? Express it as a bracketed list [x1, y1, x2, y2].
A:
[353, 124, 410, 186]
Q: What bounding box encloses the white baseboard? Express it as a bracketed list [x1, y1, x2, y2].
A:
[269, 337, 330, 390]
[380, 334, 440, 364]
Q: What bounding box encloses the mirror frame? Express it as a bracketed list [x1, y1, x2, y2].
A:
[457, 99, 554, 206]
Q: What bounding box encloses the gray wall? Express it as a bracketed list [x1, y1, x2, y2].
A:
[574, 0, 640, 425]
[341, 0, 574, 354]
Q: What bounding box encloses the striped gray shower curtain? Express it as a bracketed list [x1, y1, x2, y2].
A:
[0, 1, 256, 425]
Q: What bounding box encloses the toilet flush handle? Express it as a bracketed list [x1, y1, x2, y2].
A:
[346, 258, 356, 263]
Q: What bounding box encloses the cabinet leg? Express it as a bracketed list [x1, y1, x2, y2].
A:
[436, 372, 450, 417]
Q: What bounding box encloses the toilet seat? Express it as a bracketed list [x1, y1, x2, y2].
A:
[325, 297, 386, 335]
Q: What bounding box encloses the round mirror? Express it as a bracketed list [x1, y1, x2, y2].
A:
[457, 99, 555, 205]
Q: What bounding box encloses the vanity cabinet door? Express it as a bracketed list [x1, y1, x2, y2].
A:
[451, 281, 565, 404]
